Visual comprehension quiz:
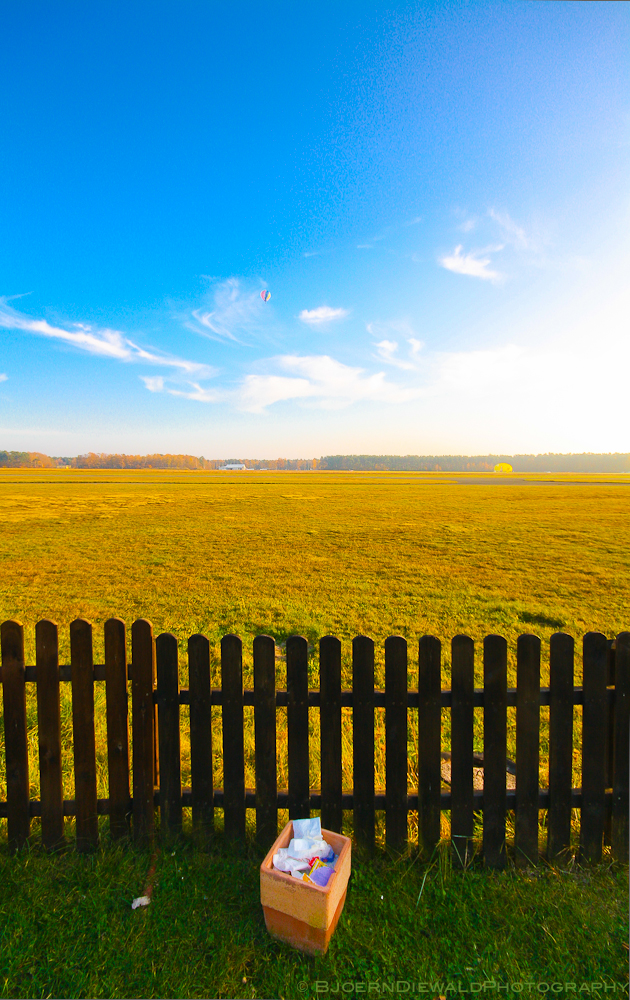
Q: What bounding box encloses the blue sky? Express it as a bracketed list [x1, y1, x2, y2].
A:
[1, 1, 628, 457]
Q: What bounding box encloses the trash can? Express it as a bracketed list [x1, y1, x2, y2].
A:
[260, 820, 352, 955]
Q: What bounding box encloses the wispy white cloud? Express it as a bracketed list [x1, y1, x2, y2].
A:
[187, 277, 271, 344]
[368, 321, 424, 370]
[166, 383, 222, 403]
[487, 208, 531, 249]
[0, 299, 214, 377]
[0, 373, 7, 383]
[139, 375, 223, 403]
[299, 306, 349, 325]
[238, 354, 416, 412]
[141, 376, 165, 392]
[373, 340, 417, 371]
[438, 244, 503, 282]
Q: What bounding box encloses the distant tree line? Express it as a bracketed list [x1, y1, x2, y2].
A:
[0, 451, 318, 470]
[0, 451, 58, 468]
[319, 454, 630, 472]
[2, 450, 629, 472]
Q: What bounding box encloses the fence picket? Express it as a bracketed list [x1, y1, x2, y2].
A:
[547, 632, 574, 861]
[352, 636, 375, 852]
[320, 635, 342, 833]
[287, 635, 309, 819]
[580, 632, 607, 864]
[104, 618, 130, 840]
[36, 620, 64, 850]
[515, 634, 540, 867]
[156, 633, 182, 838]
[70, 619, 98, 852]
[604, 640, 616, 845]
[189, 633, 213, 839]
[418, 635, 441, 859]
[131, 619, 156, 844]
[254, 635, 276, 846]
[1, 621, 29, 851]
[450, 635, 474, 867]
[483, 634, 507, 869]
[385, 635, 407, 851]
[612, 632, 630, 862]
[222, 634, 245, 840]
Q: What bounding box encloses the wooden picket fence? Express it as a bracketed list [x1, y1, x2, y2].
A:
[0, 620, 628, 868]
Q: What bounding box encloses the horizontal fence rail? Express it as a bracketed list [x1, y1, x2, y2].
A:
[0, 620, 628, 868]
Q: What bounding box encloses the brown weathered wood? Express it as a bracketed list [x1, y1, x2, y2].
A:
[254, 635, 276, 846]
[104, 618, 130, 840]
[131, 619, 156, 844]
[189, 633, 213, 839]
[385, 635, 408, 851]
[156, 633, 182, 839]
[352, 635, 375, 852]
[36, 619, 64, 850]
[515, 633, 540, 867]
[450, 635, 474, 868]
[483, 634, 507, 869]
[603, 640, 615, 844]
[287, 634, 309, 820]
[320, 635, 342, 833]
[612, 632, 630, 862]
[580, 632, 607, 864]
[418, 635, 441, 859]
[222, 634, 245, 840]
[547, 632, 574, 862]
[70, 619, 98, 852]
[1, 621, 30, 851]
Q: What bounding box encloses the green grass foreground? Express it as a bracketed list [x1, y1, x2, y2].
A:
[0, 469, 628, 996]
[0, 832, 626, 1000]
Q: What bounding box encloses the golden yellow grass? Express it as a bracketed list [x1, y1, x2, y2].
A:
[1, 468, 628, 845]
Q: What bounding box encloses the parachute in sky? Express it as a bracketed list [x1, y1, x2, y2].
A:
[260, 290, 271, 302]
[494, 463, 513, 473]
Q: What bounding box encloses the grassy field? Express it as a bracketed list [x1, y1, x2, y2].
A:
[0, 468, 628, 996]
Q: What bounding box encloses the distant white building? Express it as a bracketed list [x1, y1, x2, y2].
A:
[219, 463, 247, 471]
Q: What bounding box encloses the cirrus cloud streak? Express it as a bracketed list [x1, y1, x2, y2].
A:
[0, 298, 215, 378]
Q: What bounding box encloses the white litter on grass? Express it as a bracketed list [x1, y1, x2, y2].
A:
[131, 895, 151, 909]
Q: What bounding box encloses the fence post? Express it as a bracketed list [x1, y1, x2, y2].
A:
[580, 632, 607, 864]
[515, 634, 540, 867]
[385, 636, 407, 852]
[1, 621, 29, 851]
[105, 618, 130, 840]
[483, 634, 507, 869]
[418, 635, 441, 860]
[132, 619, 156, 844]
[451, 635, 474, 868]
[222, 634, 245, 840]
[189, 633, 213, 841]
[287, 635, 309, 820]
[320, 636, 342, 833]
[612, 632, 630, 862]
[547, 632, 574, 862]
[156, 633, 182, 839]
[604, 639, 616, 845]
[254, 635, 276, 847]
[36, 620, 64, 850]
[71, 619, 98, 852]
[353, 636, 375, 853]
